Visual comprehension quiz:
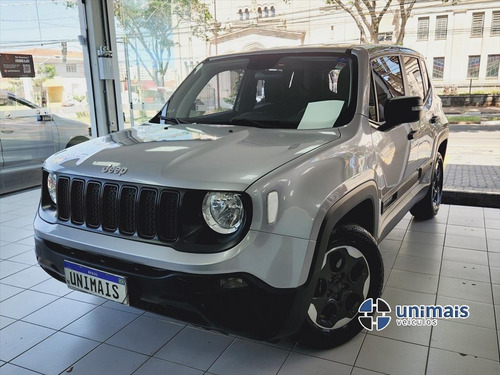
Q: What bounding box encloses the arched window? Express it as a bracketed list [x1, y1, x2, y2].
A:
[238, 9, 243, 21]
[271, 6, 275, 17]
[257, 7, 262, 18]
[264, 7, 269, 18]
[244, 8, 249, 20]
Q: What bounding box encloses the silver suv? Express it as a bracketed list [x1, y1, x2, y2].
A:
[34, 45, 448, 348]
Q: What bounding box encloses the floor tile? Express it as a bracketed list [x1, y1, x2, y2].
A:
[393, 253, 441, 275]
[445, 234, 487, 251]
[380, 252, 396, 269]
[445, 224, 486, 238]
[106, 315, 183, 355]
[386, 269, 439, 294]
[487, 238, 500, 252]
[438, 276, 493, 304]
[294, 330, 365, 366]
[0, 316, 15, 329]
[493, 284, 500, 305]
[436, 295, 496, 330]
[443, 246, 488, 266]
[30, 278, 72, 297]
[65, 290, 107, 305]
[0, 363, 41, 375]
[277, 352, 351, 375]
[23, 298, 96, 330]
[102, 300, 144, 315]
[7, 251, 37, 266]
[431, 320, 499, 361]
[351, 368, 385, 375]
[440, 260, 490, 283]
[489, 252, 500, 268]
[0, 227, 33, 243]
[448, 215, 485, 228]
[495, 305, 500, 330]
[0, 243, 33, 260]
[16, 237, 35, 247]
[355, 335, 427, 375]
[407, 221, 446, 234]
[490, 267, 500, 284]
[403, 231, 445, 246]
[155, 326, 233, 370]
[397, 242, 443, 260]
[134, 357, 204, 375]
[449, 205, 484, 217]
[2, 215, 36, 229]
[484, 208, 500, 220]
[385, 228, 406, 241]
[0, 290, 58, 319]
[0, 283, 24, 302]
[486, 228, 500, 240]
[12, 331, 98, 374]
[69, 344, 148, 375]
[0, 261, 30, 279]
[0, 321, 54, 361]
[427, 347, 500, 375]
[379, 238, 401, 253]
[0, 266, 50, 289]
[62, 305, 138, 342]
[485, 218, 500, 230]
[209, 339, 288, 375]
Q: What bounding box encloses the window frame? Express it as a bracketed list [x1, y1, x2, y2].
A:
[467, 55, 481, 79]
[417, 17, 430, 41]
[435, 15, 448, 40]
[491, 11, 500, 36]
[432, 57, 445, 80]
[471, 12, 485, 38]
[486, 54, 500, 78]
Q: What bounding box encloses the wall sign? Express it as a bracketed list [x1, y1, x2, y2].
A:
[0, 53, 35, 78]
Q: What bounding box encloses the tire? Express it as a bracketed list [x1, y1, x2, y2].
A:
[410, 153, 444, 220]
[298, 224, 383, 349]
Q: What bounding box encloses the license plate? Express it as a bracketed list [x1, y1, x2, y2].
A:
[64, 260, 129, 305]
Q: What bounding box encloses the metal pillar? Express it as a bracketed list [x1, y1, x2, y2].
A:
[78, 0, 124, 137]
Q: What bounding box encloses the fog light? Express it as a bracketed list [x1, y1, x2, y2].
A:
[219, 277, 248, 289]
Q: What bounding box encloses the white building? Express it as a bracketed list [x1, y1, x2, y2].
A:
[172, 0, 499, 93]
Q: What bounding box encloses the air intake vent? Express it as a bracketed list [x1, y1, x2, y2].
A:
[57, 177, 70, 221]
[120, 186, 137, 235]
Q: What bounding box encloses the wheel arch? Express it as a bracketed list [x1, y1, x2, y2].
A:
[65, 135, 90, 149]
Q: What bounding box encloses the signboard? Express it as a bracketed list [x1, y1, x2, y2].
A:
[0, 53, 35, 78]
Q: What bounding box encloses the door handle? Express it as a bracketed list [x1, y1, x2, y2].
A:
[1, 129, 14, 134]
[430, 115, 438, 124]
[407, 130, 417, 140]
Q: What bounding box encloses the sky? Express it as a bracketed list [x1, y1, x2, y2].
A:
[0, 0, 83, 52]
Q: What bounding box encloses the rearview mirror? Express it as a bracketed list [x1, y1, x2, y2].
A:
[382, 96, 422, 130]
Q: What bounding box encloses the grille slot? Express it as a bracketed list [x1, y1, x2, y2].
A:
[102, 184, 118, 232]
[57, 177, 70, 221]
[138, 189, 157, 239]
[86, 182, 101, 228]
[120, 186, 137, 235]
[71, 179, 85, 225]
[55, 175, 178, 244]
[158, 191, 179, 242]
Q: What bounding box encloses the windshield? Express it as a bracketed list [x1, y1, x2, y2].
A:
[155, 52, 357, 129]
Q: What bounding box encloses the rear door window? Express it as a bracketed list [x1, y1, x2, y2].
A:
[403, 56, 425, 99]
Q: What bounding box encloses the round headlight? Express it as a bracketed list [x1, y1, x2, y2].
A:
[202, 192, 244, 234]
[47, 172, 57, 204]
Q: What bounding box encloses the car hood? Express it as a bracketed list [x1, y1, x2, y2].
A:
[44, 123, 341, 191]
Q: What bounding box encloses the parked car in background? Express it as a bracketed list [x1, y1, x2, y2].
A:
[0, 91, 90, 194]
[34, 45, 448, 348]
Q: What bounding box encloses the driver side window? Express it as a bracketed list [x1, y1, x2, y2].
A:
[369, 56, 404, 122]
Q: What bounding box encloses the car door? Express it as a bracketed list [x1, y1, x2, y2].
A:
[0, 94, 56, 192]
[369, 55, 420, 210]
[401, 55, 433, 169]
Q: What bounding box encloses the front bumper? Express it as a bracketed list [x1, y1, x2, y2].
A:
[35, 235, 315, 340]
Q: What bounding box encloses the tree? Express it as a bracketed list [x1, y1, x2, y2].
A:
[115, 0, 212, 90]
[327, 0, 458, 44]
[33, 65, 56, 106]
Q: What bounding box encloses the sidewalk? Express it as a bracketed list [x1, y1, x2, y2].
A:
[442, 106, 500, 208]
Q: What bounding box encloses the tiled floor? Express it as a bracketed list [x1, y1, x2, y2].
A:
[1, 188, 499, 375]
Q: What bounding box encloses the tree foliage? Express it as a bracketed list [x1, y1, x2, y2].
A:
[115, 0, 212, 89]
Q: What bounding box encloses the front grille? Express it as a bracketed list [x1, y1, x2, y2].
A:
[57, 176, 179, 243]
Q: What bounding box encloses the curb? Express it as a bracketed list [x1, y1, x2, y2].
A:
[443, 189, 500, 208]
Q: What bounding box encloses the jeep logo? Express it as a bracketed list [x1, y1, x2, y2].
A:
[102, 165, 128, 176]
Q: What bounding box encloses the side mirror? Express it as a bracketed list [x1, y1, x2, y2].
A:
[382, 96, 422, 130]
[37, 114, 53, 122]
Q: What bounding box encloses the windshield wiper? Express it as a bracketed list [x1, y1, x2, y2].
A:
[159, 115, 189, 124]
[230, 117, 268, 128]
